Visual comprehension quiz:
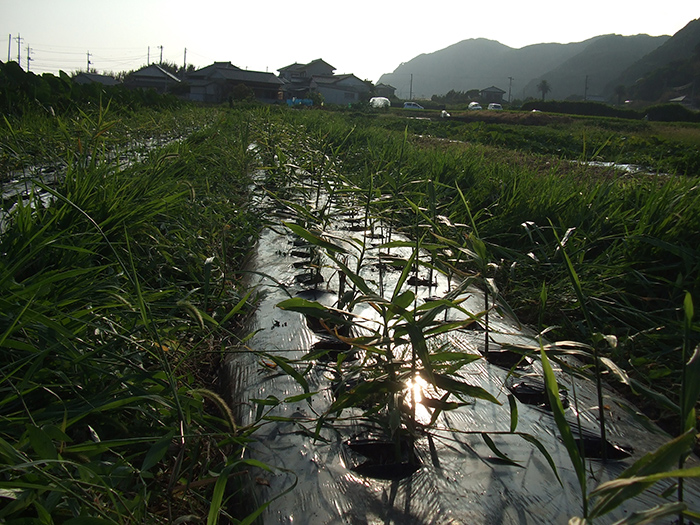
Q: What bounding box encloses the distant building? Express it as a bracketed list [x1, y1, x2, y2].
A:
[73, 72, 120, 86]
[124, 64, 180, 93]
[480, 86, 506, 104]
[278, 59, 371, 104]
[278, 59, 336, 82]
[311, 74, 371, 105]
[375, 83, 396, 98]
[188, 62, 283, 103]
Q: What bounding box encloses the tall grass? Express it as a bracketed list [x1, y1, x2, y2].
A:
[270, 107, 700, 520]
[0, 106, 266, 522]
[6, 102, 696, 521]
[283, 109, 700, 398]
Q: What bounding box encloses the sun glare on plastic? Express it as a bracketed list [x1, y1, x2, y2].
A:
[405, 374, 432, 425]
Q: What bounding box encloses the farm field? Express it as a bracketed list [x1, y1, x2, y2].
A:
[2, 100, 700, 523]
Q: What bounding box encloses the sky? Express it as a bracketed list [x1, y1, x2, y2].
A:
[1, 1, 698, 83]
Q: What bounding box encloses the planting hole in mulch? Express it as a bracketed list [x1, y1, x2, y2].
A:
[484, 348, 533, 369]
[407, 275, 436, 287]
[310, 336, 356, 362]
[506, 375, 569, 409]
[290, 249, 313, 259]
[295, 272, 324, 285]
[573, 429, 634, 460]
[345, 437, 421, 480]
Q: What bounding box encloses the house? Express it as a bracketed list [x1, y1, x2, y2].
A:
[124, 64, 180, 93]
[188, 62, 283, 103]
[278, 59, 335, 81]
[278, 59, 371, 105]
[375, 83, 396, 99]
[480, 86, 506, 104]
[278, 59, 335, 100]
[311, 74, 371, 105]
[73, 72, 120, 86]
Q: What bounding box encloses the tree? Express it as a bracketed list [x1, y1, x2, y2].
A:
[158, 60, 180, 76]
[230, 83, 255, 102]
[537, 79, 551, 101]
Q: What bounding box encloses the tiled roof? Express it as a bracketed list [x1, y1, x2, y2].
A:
[73, 72, 120, 86]
[191, 62, 282, 86]
[278, 59, 335, 73]
[191, 62, 242, 77]
[131, 64, 180, 82]
[481, 85, 506, 93]
[278, 62, 305, 72]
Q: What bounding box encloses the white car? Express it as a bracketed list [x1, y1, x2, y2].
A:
[488, 103, 503, 110]
[468, 102, 482, 110]
[403, 102, 424, 109]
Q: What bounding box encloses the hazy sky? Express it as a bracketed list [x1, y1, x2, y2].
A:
[1, 1, 698, 82]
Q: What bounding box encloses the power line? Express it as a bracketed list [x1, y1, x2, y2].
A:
[5, 38, 216, 75]
[14, 33, 23, 64]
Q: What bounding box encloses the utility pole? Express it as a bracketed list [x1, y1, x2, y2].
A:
[158, 45, 163, 63]
[409, 73, 413, 100]
[147, 46, 150, 65]
[508, 76, 514, 103]
[183, 47, 186, 72]
[87, 51, 92, 72]
[26, 45, 32, 71]
[584, 75, 589, 101]
[15, 34, 23, 65]
[7, 34, 11, 62]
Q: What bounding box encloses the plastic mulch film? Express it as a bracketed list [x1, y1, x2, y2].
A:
[225, 207, 699, 525]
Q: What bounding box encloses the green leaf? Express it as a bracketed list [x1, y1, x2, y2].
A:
[276, 298, 350, 329]
[64, 518, 117, 525]
[141, 431, 175, 472]
[0, 437, 22, 464]
[540, 348, 587, 504]
[421, 370, 500, 404]
[267, 355, 309, 394]
[390, 290, 415, 315]
[251, 395, 281, 406]
[207, 464, 236, 525]
[429, 351, 483, 365]
[609, 502, 686, 525]
[27, 426, 57, 460]
[683, 343, 700, 432]
[518, 432, 562, 486]
[284, 392, 317, 404]
[221, 290, 254, 325]
[589, 430, 696, 518]
[284, 222, 347, 254]
[481, 433, 521, 467]
[391, 250, 417, 303]
[508, 394, 518, 432]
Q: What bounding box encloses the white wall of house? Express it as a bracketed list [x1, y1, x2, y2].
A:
[314, 75, 369, 105]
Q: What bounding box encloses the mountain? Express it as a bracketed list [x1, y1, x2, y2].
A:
[378, 33, 670, 102]
[609, 18, 700, 100]
[378, 38, 596, 100]
[521, 34, 669, 101]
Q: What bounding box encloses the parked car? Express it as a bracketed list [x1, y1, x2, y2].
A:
[403, 102, 424, 109]
[468, 102, 482, 110]
[488, 103, 503, 110]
